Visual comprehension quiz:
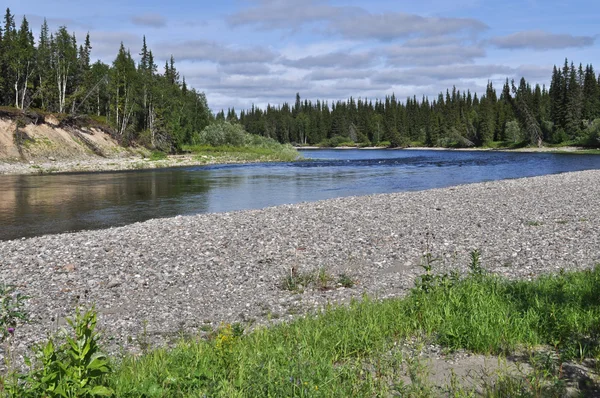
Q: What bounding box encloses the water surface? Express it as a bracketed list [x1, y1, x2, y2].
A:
[1, 149, 599, 240]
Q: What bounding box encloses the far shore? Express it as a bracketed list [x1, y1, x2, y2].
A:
[1, 145, 598, 176]
[296, 145, 597, 153]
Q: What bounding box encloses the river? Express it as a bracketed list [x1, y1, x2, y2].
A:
[1, 149, 599, 241]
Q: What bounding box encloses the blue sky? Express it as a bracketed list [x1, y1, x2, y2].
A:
[5, 0, 600, 112]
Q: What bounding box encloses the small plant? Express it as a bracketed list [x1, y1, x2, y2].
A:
[337, 273, 355, 288]
[468, 249, 486, 278]
[9, 307, 113, 397]
[315, 267, 333, 291]
[280, 267, 337, 292]
[280, 267, 314, 291]
[0, 284, 29, 343]
[414, 252, 441, 293]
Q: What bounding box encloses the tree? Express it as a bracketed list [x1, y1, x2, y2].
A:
[51, 26, 78, 113]
[35, 19, 52, 110]
[110, 43, 138, 140]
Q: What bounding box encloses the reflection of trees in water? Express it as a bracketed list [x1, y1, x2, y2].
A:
[0, 171, 215, 240]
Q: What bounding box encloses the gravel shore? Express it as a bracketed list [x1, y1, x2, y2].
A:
[1, 170, 599, 362]
[0, 154, 261, 175]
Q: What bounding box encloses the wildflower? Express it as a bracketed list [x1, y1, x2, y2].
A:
[7, 327, 15, 335]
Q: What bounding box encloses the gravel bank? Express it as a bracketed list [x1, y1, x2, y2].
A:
[0, 154, 263, 175]
[1, 170, 599, 362]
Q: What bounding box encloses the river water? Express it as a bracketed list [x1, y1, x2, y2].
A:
[1, 149, 600, 241]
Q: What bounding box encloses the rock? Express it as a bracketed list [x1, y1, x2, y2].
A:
[0, 170, 599, 365]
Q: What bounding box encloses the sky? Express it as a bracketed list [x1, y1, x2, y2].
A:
[5, 0, 600, 112]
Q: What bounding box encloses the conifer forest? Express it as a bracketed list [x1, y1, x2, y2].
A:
[1, 8, 599, 150]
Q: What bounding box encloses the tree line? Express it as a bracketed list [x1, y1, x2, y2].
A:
[225, 60, 600, 148]
[1, 8, 599, 151]
[0, 9, 211, 151]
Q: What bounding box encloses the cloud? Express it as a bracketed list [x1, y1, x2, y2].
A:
[329, 12, 487, 41]
[228, 0, 488, 41]
[372, 64, 515, 86]
[131, 13, 167, 28]
[385, 42, 485, 66]
[490, 30, 596, 50]
[218, 63, 271, 76]
[281, 51, 375, 69]
[227, 0, 340, 30]
[304, 68, 373, 81]
[154, 40, 277, 64]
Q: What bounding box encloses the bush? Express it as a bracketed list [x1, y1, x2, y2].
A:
[319, 135, 354, 147]
[584, 119, 600, 148]
[7, 307, 113, 397]
[193, 122, 247, 147]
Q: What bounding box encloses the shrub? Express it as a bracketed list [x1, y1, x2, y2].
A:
[0, 284, 28, 343]
[193, 122, 247, 147]
[584, 119, 600, 148]
[8, 307, 113, 397]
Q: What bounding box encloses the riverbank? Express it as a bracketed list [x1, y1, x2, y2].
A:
[0, 151, 298, 175]
[297, 145, 599, 153]
[1, 169, 599, 358]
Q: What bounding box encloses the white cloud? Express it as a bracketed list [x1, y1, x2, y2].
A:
[490, 30, 596, 50]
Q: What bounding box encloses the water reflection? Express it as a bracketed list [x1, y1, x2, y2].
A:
[1, 149, 600, 241]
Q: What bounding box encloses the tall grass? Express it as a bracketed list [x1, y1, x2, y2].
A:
[105, 266, 600, 397]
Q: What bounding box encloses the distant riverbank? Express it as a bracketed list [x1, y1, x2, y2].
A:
[296, 145, 600, 154]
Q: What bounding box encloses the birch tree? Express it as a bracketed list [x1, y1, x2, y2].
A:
[51, 26, 77, 113]
[13, 17, 35, 109]
[110, 43, 138, 140]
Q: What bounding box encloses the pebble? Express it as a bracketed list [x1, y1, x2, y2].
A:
[0, 170, 599, 364]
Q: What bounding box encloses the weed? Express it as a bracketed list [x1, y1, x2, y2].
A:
[468, 249, 486, 278]
[337, 273, 355, 288]
[527, 220, 543, 226]
[0, 284, 29, 343]
[7, 307, 112, 397]
[315, 267, 333, 291]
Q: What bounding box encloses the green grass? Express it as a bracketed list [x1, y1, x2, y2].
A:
[483, 140, 531, 149]
[182, 144, 300, 162]
[100, 266, 600, 397]
[149, 151, 168, 161]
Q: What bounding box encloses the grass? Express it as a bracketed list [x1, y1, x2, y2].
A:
[148, 151, 168, 161]
[4, 263, 600, 396]
[182, 144, 300, 163]
[100, 265, 600, 397]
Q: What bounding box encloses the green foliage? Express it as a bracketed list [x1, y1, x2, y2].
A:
[318, 135, 355, 147]
[148, 151, 167, 161]
[336, 273, 355, 288]
[184, 124, 300, 162]
[104, 265, 600, 396]
[584, 118, 600, 147]
[192, 122, 247, 147]
[0, 284, 28, 342]
[8, 307, 113, 397]
[504, 120, 522, 143]
[281, 267, 348, 292]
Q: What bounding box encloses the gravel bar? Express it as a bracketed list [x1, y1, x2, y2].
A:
[1, 170, 599, 360]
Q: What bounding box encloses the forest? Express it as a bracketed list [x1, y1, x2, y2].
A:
[228, 62, 600, 148]
[1, 7, 599, 151]
[0, 9, 211, 152]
